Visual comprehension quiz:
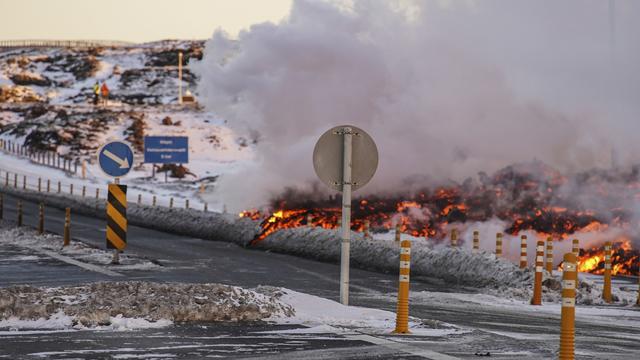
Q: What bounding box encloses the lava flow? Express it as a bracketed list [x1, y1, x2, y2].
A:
[242, 161, 640, 276]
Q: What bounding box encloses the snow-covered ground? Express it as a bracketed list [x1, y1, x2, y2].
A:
[0, 222, 159, 271]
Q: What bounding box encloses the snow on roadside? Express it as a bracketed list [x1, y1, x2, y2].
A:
[0, 282, 293, 330]
[0, 222, 159, 270]
[265, 287, 462, 337]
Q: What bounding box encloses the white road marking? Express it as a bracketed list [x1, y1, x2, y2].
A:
[25, 246, 123, 277]
[347, 334, 460, 360]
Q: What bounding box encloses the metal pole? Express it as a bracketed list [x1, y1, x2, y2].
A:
[178, 52, 183, 104]
[340, 126, 353, 306]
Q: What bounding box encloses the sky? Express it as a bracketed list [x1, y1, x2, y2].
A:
[0, 0, 293, 42]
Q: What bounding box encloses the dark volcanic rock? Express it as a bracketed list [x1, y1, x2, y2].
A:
[10, 72, 52, 86]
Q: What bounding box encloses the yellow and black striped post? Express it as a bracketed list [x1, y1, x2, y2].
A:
[560, 252, 577, 360]
[393, 239, 411, 334]
[603, 241, 612, 303]
[473, 230, 479, 253]
[546, 236, 554, 273]
[106, 184, 127, 261]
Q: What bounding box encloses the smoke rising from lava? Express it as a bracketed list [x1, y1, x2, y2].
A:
[193, 0, 640, 212]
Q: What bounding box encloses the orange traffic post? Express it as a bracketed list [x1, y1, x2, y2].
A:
[520, 235, 528, 268]
[38, 203, 44, 235]
[603, 241, 612, 303]
[473, 230, 479, 253]
[496, 232, 503, 257]
[63, 208, 71, 246]
[450, 228, 458, 247]
[363, 219, 370, 239]
[531, 240, 544, 305]
[559, 252, 577, 360]
[395, 223, 401, 242]
[546, 236, 554, 273]
[393, 239, 411, 334]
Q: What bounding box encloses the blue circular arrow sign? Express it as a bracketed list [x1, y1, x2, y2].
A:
[98, 141, 134, 178]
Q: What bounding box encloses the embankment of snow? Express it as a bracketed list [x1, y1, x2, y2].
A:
[0, 281, 293, 329]
[256, 227, 532, 288]
[0, 186, 258, 247]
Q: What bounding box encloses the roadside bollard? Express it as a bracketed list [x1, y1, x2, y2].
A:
[450, 228, 458, 247]
[572, 238, 579, 258]
[0, 193, 3, 220]
[473, 230, 479, 253]
[559, 252, 577, 360]
[337, 217, 342, 227]
[636, 270, 640, 306]
[38, 177, 41, 192]
[307, 213, 313, 227]
[38, 203, 44, 235]
[137, 194, 142, 205]
[81, 160, 86, 179]
[496, 233, 503, 257]
[199, 183, 205, 194]
[185, 199, 189, 209]
[4, 173, 8, 186]
[14, 173, 17, 188]
[22, 175, 26, 190]
[393, 239, 411, 334]
[532, 240, 544, 305]
[395, 223, 401, 242]
[46, 179, 50, 193]
[63, 208, 71, 247]
[546, 237, 554, 273]
[152, 195, 157, 207]
[57, 181, 61, 193]
[17, 200, 23, 227]
[520, 235, 528, 268]
[95, 188, 100, 199]
[204, 202, 208, 212]
[82, 186, 86, 198]
[69, 184, 73, 195]
[603, 241, 612, 303]
[363, 219, 370, 239]
[169, 197, 174, 209]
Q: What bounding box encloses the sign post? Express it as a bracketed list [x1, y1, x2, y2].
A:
[97, 141, 134, 264]
[313, 125, 378, 305]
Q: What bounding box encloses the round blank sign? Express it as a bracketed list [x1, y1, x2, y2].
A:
[313, 125, 378, 192]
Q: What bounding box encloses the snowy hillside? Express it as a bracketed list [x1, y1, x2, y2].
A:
[0, 41, 254, 210]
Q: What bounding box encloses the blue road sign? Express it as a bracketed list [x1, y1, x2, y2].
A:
[98, 141, 134, 178]
[143, 136, 189, 164]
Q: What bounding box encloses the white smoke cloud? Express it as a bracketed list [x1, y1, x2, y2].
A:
[193, 0, 640, 211]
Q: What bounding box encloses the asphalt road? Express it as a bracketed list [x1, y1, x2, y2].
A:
[1, 193, 639, 359]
